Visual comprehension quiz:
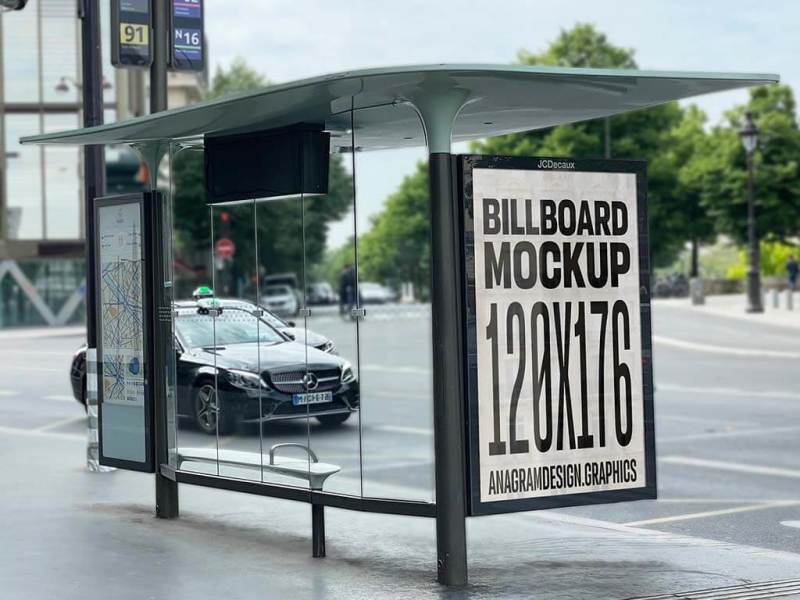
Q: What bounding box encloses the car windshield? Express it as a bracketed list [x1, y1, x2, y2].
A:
[264, 286, 290, 297]
[176, 310, 286, 348]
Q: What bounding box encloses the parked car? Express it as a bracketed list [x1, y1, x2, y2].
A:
[70, 298, 359, 433]
[306, 281, 337, 305]
[261, 284, 299, 317]
[358, 281, 396, 304]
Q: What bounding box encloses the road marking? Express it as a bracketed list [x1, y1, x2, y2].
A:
[623, 501, 800, 527]
[782, 521, 800, 529]
[0, 424, 84, 441]
[43, 394, 78, 403]
[0, 389, 18, 397]
[662, 455, 800, 479]
[0, 349, 73, 356]
[373, 424, 433, 436]
[0, 364, 63, 373]
[660, 425, 800, 443]
[653, 335, 800, 359]
[35, 416, 86, 432]
[657, 382, 800, 402]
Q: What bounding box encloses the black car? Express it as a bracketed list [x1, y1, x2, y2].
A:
[70, 298, 359, 434]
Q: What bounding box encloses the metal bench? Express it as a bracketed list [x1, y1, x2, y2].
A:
[177, 443, 340, 490]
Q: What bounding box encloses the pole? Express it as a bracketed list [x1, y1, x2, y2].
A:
[150, 0, 179, 518]
[745, 151, 763, 313]
[429, 152, 468, 586]
[604, 117, 611, 159]
[79, 0, 106, 471]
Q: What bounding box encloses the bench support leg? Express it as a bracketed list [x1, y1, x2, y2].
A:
[312, 503, 326, 558]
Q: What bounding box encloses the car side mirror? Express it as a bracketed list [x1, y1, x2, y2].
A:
[285, 332, 296, 340]
[287, 321, 295, 327]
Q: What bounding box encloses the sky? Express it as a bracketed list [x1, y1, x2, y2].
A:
[203, 0, 797, 246]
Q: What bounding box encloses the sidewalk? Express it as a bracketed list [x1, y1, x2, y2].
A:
[655, 293, 800, 331]
[3, 429, 800, 600]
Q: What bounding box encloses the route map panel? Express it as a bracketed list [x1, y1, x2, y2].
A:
[98, 201, 145, 407]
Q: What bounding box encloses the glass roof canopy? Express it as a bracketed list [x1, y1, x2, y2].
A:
[20, 64, 778, 152]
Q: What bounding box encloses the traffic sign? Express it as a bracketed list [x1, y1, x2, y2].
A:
[214, 238, 235, 259]
[459, 155, 656, 516]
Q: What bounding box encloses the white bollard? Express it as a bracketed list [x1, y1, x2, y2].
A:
[786, 289, 794, 311]
[86, 348, 114, 473]
[689, 278, 705, 306]
[772, 289, 780, 309]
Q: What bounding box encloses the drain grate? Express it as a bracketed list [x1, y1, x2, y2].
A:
[626, 578, 800, 600]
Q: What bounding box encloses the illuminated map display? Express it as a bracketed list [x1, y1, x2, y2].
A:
[98, 202, 146, 407]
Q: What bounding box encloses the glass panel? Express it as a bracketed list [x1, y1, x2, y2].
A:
[44, 113, 81, 239]
[354, 106, 434, 501]
[170, 143, 217, 476]
[40, 0, 79, 104]
[304, 135, 361, 497]
[2, 1, 40, 103]
[209, 201, 265, 481]
[5, 114, 43, 239]
[255, 193, 311, 487]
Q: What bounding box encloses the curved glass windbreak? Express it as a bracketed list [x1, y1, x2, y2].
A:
[165, 112, 435, 502]
[353, 104, 435, 502]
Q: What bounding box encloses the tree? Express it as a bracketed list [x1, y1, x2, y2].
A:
[477, 23, 689, 267]
[667, 106, 717, 276]
[698, 85, 800, 244]
[356, 162, 431, 298]
[171, 59, 353, 296]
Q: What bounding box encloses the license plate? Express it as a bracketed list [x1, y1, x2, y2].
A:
[292, 391, 333, 406]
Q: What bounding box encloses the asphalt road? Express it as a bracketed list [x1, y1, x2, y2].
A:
[1, 300, 799, 558]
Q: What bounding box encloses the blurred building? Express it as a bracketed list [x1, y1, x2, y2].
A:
[0, 0, 205, 327]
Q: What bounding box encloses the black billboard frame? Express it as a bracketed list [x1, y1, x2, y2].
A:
[457, 154, 657, 517]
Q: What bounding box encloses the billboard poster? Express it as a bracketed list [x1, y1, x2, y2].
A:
[460, 155, 656, 516]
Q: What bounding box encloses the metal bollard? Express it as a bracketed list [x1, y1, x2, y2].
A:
[689, 278, 705, 305]
[787, 289, 794, 311]
[772, 289, 779, 309]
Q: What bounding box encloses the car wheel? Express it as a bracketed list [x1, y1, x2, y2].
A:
[193, 381, 235, 435]
[316, 412, 351, 427]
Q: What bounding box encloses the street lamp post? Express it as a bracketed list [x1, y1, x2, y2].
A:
[740, 110, 763, 313]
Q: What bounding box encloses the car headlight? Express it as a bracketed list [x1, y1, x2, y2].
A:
[225, 369, 268, 390]
[340, 361, 356, 383]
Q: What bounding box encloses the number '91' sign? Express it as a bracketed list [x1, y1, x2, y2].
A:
[460, 155, 656, 516]
[111, 0, 153, 68]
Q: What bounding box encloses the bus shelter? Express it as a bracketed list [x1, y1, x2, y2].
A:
[22, 64, 776, 586]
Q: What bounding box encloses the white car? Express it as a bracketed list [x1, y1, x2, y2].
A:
[261, 284, 298, 317]
[358, 282, 396, 304]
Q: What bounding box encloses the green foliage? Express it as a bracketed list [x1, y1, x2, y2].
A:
[697, 85, 800, 244]
[206, 57, 268, 100]
[356, 162, 431, 298]
[726, 240, 799, 280]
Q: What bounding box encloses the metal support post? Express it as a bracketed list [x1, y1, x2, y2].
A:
[79, 0, 107, 471]
[311, 503, 326, 558]
[149, 0, 179, 518]
[429, 152, 468, 586]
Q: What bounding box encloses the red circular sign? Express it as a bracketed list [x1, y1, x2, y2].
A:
[215, 238, 235, 259]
